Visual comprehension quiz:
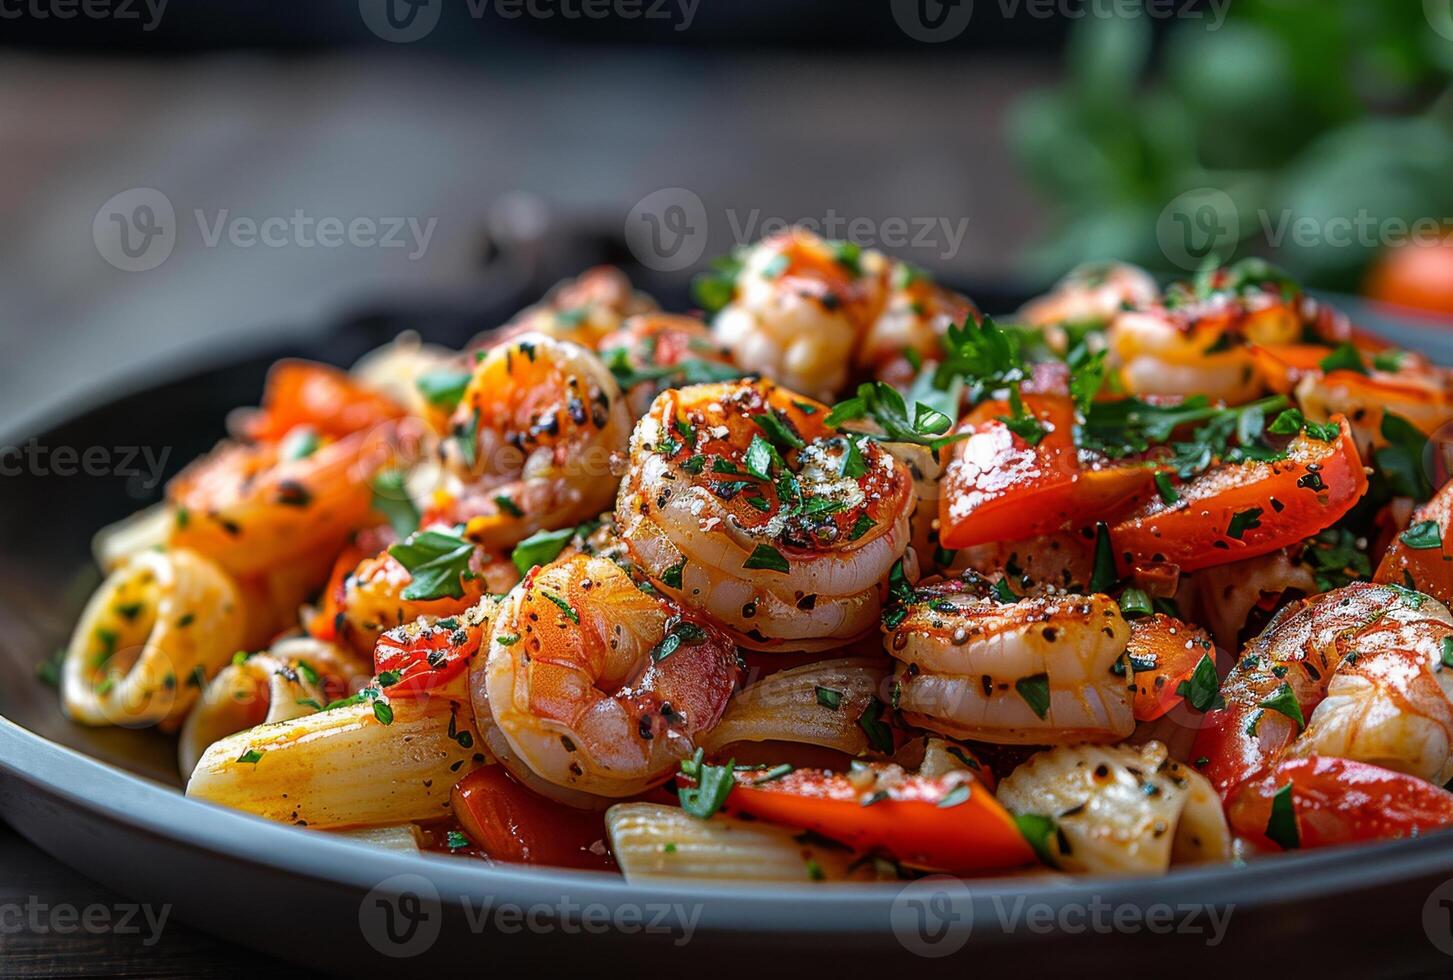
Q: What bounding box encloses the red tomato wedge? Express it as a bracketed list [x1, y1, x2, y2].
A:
[1125, 613, 1216, 721]
[1375, 478, 1453, 606]
[718, 766, 1035, 873]
[242, 360, 404, 442]
[1226, 756, 1453, 850]
[373, 617, 483, 695]
[451, 766, 615, 870]
[1112, 416, 1367, 573]
[307, 545, 366, 643]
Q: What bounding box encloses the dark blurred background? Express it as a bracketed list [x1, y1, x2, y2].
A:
[3, 0, 1452, 436]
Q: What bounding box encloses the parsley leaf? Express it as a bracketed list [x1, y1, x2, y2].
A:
[1319, 343, 1368, 375]
[828, 381, 962, 451]
[743, 544, 790, 573]
[1014, 673, 1051, 719]
[1374, 412, 1433, 501]
[857, 697, 895, 753]
[1265, 782, 1300, 850]
[1401, 520, 1443, 550]
[510, 526, 577, 576]
[678, 749, 735, 819]
[370, 470, 420, 539]
[1088, 522, 1118, 594]
[1227, 507, 1264, 540]
[1257, 682, 1305, 729]
[416, 369, 473, 411]
[389, 530, 476, 601]
[1175, 654, 1225, 711]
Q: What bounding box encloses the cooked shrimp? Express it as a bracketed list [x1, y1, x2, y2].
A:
[168, 428, 392, 578]
[887, 579, 1134, 744]
[491, 266, 658, 351]
[1018, 261, 1158, 338]
[615, 379, 916, 651]
[856, 267, 977, 387]
[995, 741, 1231, 875]
[596, 312, 740, 418]
[1194, 581, 1453, 799]
[710, 229, 890, 400]
[1295, 361, 1453, 458]
[433, 332, 632, 549]
[476, 553, 741, 800]
[1107, 264, 1344, 404]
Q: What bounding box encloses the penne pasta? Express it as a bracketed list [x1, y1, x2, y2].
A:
[604, 803, 874, 883]
[177, 636, 369, 777]
[62, 547, 245, 730]
[698, 658, 891, 756]
[186, 690, 486, 829]
[327, 824, 424, 854]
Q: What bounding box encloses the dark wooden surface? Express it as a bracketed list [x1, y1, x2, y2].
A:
[0, 822, 313, 978]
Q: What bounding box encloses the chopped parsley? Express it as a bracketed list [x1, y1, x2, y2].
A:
[815, 686, 843, 710]
[510, 526, 577, 576]
[1014, 673, 1051, 719]
[1265, 782, 1300, 849]
[1175, 654, 1225, 711]
[678, 749, 735, 819]
[743, 544, 790, 573]
[416, 369, 473, 411]
[370, 470, 420, 539]
[389, 530, 476, 601]
[1257, 682, 1305, 729]
[857, 697, 895, 753]
[1400, 520, 1443, 551]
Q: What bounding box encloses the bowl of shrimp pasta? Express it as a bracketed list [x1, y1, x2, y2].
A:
[9, 230, 1453, 971]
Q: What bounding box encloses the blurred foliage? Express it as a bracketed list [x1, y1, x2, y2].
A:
[1011, 0, 1453, 291]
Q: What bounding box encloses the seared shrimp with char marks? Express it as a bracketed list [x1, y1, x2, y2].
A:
[856, 265, 978, 387]
[616, 379, 916, 651]
[887, 578, 1134, 744]
[476, 553, 741, 801]
[434, 332, 632, 549]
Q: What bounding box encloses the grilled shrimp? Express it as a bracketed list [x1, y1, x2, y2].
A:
[711, 229, 890, 400]
[887, 579, 1135, 744]
[856, 268, 978, 387]
[1018, 261, 1158, 335]
[475, 553, 741, 801]
[1295, 360, 1453, 458]
[433, 332, 632, 548]
[615, 379, 916, 651]
[1195, 582, 1453, 800]
[596, 313, 740, 418]
[995, 741, 1231, 875]
[168, 428, 393, 578]
[1107, 263, 1345, 404]
[493, 266, 657, 351]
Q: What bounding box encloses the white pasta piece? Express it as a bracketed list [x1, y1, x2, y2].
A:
[177, 636, 369, 777]
[92, 503, 174, 572]
[605, 803, 871, 883]
[327, 824, 424, 854]
[62, 548, 245, 730]
[698, 658, 890, 755]
[186, 691, 484, 829]
[994, 741, 1231, 876]
[350, 330, 457, 420]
